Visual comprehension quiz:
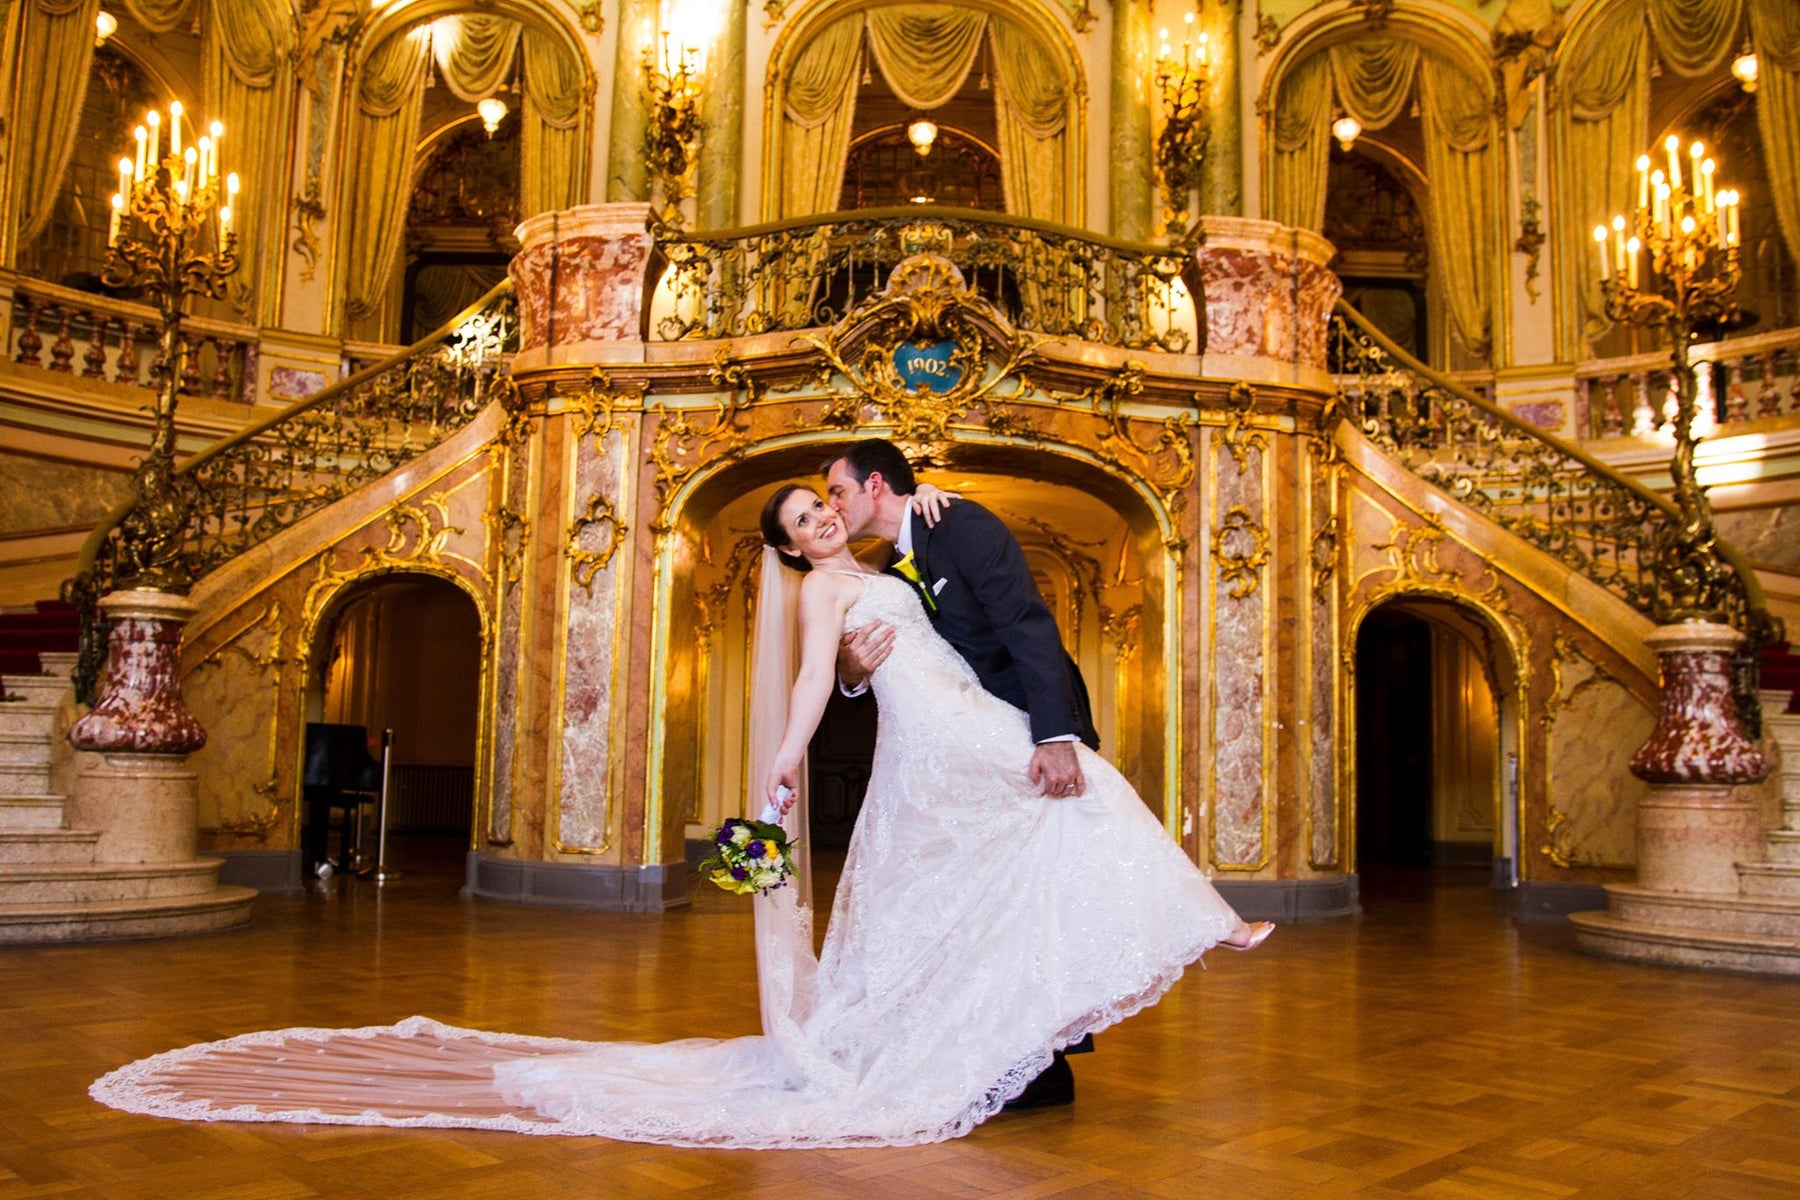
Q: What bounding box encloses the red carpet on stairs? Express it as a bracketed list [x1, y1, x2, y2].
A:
[1764, 641, 1800, 715]
[0, 600, 78, 690]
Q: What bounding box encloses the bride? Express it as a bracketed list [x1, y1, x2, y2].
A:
[89, 482, 1269, 1149]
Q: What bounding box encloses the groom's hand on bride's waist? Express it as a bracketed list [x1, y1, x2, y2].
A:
[1029, 741, 1086, 799]
[836, 621, 895, 693]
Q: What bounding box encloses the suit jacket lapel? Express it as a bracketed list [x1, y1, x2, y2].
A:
[910, 508, 933, 586]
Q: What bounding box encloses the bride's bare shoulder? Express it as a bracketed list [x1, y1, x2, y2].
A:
[799, 568, 863, 602]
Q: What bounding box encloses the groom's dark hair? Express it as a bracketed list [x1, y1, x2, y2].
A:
[827, 440, 916, 496]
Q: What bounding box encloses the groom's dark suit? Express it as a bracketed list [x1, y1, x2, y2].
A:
[888, 500, 1099, 750]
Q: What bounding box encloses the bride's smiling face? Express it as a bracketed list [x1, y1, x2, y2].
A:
[777, 489, 846, 562]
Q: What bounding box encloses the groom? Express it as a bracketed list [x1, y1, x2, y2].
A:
[825, 439, 1098, 1108]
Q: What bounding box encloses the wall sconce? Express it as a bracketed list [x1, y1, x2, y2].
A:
[643, 21, 706, 228]
[907, 118, 938, 156]
[1332, 114, 1362, 152]
[95, 9, 117, 45]
[1153, 11, 1210, 244]
[477, 96, 507, 137]
[1731, 43, 1759, 94]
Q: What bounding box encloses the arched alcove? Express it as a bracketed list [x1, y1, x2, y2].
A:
[1350, 594, 1521, 901]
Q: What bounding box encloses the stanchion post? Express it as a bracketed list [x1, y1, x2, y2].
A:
[372, 728, 402, 884]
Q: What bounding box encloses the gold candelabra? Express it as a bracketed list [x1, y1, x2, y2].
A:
[643, 32, 704, 229]
[1594, 135, 1742, 623]
[104, 100, 242, 592]
[1153, 12, 1210, 244]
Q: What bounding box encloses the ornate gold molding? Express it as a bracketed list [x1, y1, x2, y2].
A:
[1311, 515, 1340, 606]
[1220, 382, 1268, 473]
[649, 353, 756, 537]
[1541, 630, 1622, 731]
[695, 531, 764, 644]
[1213, 505, 1269, 599]
[567, 494, 626, 593]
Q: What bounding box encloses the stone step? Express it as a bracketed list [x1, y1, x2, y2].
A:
[1569, 910, 1800, 976]
[1601, 883, 1800, 939]
[0, 859, 225, 905]
[1766, 831, 1800, 863]
[0, 829, 97, 864]
[0, 700, 58, 737]
[1737, 861, 1800, 898]
[35, 652, 76, 677]
[0, 796, 65, 829]
[0, 886, 256, 945]
[0, 674, 69, 705]
[0, 764, 54, 795]
[0, 733, 53, 767]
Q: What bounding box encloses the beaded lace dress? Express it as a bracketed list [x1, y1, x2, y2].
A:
[91, 572, 1243, 1148]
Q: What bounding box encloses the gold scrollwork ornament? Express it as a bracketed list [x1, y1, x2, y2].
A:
[1213, 505, 1270, 599]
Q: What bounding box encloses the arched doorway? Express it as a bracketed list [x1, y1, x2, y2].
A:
[1353, 597, 1518, 899]
[305, 574, 484, 884]
[661, 442, 1174, 872]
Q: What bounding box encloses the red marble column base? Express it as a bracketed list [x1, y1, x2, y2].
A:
[1636, 783, 1764, 894]
[69, 589, 206, 756]
[1629, 622, 1768, 785]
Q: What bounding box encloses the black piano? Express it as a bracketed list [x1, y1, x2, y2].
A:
[302, 723, 383, 874]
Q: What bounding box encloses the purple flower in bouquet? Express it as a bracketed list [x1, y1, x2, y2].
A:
[746, 840, 765, 858]
[730, 865, 748, 881]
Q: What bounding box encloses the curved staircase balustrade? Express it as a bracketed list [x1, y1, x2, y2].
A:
[1330, 300, 1780, 656]
[650, 206, 1202, 353]
[62, 281, 519, 703]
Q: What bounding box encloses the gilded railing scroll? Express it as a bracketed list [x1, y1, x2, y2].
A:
[651, 206, 1201, 354]
[1329, 300, 1777, 651]
[65, 282, 519, 701]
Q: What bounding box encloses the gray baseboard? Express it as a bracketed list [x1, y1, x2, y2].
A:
[215, 850, 299, 894]
[1502, 880, 1609, 924]
[463, 852, 693, 912]
[1211, 875, 1360, 922]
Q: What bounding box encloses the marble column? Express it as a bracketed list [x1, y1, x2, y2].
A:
[510, 202, 656, 370]
[697, 0, 746, 231]
[1109, 0, 1153, 241]
[1197, 0, 1242, 217]
[607, 0, 656, 202]
[66, 589, 206, 864]
[1628, 622, 1769, 894]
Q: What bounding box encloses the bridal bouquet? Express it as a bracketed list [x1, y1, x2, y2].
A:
[698, 816, 796, 896]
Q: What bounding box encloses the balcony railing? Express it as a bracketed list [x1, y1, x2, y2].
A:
[6, 275, 256, 405]
[649, 206, 1202, 354]
[1580, 324, 1800, 439]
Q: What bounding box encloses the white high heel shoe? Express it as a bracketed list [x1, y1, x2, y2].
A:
[1222, 921, 1275, 951]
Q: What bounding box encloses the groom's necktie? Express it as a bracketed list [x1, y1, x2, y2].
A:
[892, 550, 937, 614]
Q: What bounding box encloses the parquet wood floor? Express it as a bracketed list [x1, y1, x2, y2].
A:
[4, 846, 1799, 1199]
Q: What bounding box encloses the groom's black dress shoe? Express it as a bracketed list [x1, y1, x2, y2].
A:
[1004, 1051, 1074, 1111]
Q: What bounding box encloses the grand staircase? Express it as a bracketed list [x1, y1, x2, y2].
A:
[0, 605, 255, 943]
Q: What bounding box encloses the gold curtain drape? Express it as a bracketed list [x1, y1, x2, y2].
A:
[991, 19, 1069, 223]
[1330, 39, 1419, 130]
[520, 30, 586, 218]
[778, 14, 862, 218]
[1267, 53, 1333, 231]
[203, 0, 291, 323]
[1418, 54, 1498, 360]
[432, 15, 520, 101]
[344, 31, 430, 325]
[117, 0, 192, 31]
[1646, 0, 1742, 76]
[864, 6, 987, 109]
[10, 0, 100, 251]
[1750, 0, 1800, 268]
[1555, 11, 1649, 344]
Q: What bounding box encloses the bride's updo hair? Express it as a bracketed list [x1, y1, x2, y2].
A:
[760, 484, 813, 573]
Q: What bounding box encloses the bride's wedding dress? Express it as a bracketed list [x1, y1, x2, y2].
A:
[91, 573, 1244, 1148]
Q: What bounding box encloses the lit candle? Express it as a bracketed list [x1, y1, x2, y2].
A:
[182, 145, 197, 198]
[1726, 193, 1740, 246]
[1637, 155, 1651, 212]
[146, 110, 160, 168]
[219, 203, 232, 242]
[117, 156, 132, 200]
[108, 193, 122, 246]
[174, 179, 187, 206]
[1594, 224, 1611, 280]
[1626, 236, 1641, 289]
[134, 125, 146, 179]
[1701, 158, 1715, 212]
[1665, 134, 1682, 191]
[209, 121, 223, 187]
[169, 100, 183, 160]
[1613, 214, 1627, 270]
[226, 171, 240, 202]
[197, 136, 211, 188]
